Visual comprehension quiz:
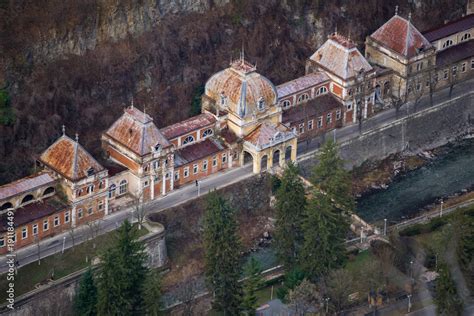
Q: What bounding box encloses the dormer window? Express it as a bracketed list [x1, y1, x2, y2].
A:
[87, 167, 94, 177]
[257, 97, 265, 111]
[220, 93, 227, 107]
[154, 144, 162, 152]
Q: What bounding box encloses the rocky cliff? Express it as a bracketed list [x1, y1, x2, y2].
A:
[0, 0, 467, 184]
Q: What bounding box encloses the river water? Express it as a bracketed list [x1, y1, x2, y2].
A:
[356, 138, 474, 223]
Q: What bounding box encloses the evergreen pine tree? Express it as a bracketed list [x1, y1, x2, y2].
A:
[274, 162, 307, 269]
[311, 140, 354, 212]
[97, 220, 148, 315]
[143, 270, 163, 316]
[74, 268, 97, 316]
[203, 191, 242, 315]
[241, 257, 264, 314]
[435, 263, 464, 315]
[301, 191, 348, 279]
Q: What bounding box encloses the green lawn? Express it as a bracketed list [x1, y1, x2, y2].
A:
[345, 250, 372, 273]
[0, 224, 148, 301]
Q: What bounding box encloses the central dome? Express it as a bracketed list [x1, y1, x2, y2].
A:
[204, 59, 278, 118]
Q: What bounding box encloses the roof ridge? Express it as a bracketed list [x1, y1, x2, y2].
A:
[405, 17, 411, 56]
[71, 137, 79, 180]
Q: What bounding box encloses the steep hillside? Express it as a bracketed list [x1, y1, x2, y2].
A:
[0, 0, 467, 184]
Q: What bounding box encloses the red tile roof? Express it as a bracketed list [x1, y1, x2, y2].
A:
[370, 15, 433, 58]
[423, 14, 474, 42]
[0, 197, 67, 232]
[40, 135, 105, 181]
[160, 113, 216, 140]
[174, 138, 226, 167]
[277, 72, 330, 99]
[0, 172, 56, 201]
[309, 34, 373, 80]
[105, 106, 171, 156]
[282, 95, 342, 125]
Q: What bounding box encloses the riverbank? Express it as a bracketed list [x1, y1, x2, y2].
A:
[354, 137, 474, 223]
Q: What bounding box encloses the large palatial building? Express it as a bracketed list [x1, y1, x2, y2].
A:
[1, 3, 474, 253]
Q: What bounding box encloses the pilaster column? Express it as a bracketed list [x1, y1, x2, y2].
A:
[279, 147, 285, 167]
[104, 178, 109, 216]
[71, 205, 77, 227]
[170, 168, 174, 191]
[151, 175, 155, 200]
[364, 98, 368, 119]
[228, 151, 232, 168]
[162, 171, 166, 196]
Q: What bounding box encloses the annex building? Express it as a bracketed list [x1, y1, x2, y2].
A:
[1, 3, 474, 253]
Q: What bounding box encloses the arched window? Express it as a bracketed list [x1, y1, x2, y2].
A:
[297, 93, 310, 103]
[21, 194, 34, 205]
[108, 184, 116, 198]
[0, 202, 13, 211]
[183, 135, 194, 145]
[442, 39, 453, 48]
[461, 33, 471, 42]
[282, 100, 291, 109]
[257, 97, 265, 111]
[43, 187, 55, 196]
[119, 180, 128, 195]
[202, 128, 213, 138]
[317, 86, 328, 95]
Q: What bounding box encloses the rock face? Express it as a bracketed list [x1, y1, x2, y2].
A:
[0, 0, 468, 184]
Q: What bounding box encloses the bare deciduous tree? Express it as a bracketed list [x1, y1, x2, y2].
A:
[176, 277, 200, 316]
[288, 279, 321, 316]
[87, 219, 102, 249]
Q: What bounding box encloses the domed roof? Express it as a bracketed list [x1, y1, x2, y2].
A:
[205, 59, 278, 118]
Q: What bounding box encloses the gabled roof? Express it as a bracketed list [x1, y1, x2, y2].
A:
[370, 14, 433, 58]
[436, 40, 474, 67]
[282, 94, 342, 124]
[423, 14, 474, 42]
[277, 72, 330, 99]
[244, 122, 293, 148]
[0, 172, 56, 201]
[40, 135, 105, 181]
[160, 113, 216, 140]
[309, 34, 373, 80]
[105, 106, 171, 156]
[174, 138, 226, 167]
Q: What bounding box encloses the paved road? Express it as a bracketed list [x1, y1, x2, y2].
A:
[1, 77, 473, 273]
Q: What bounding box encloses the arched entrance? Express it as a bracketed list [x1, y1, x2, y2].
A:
[243, 151, 253, 165]
[272, 150, 280, 167]
[1, 202, 13, 210]
[285, 146, 292, 161]
[383, 81, 390, 96]
[260, 155, 268, 171]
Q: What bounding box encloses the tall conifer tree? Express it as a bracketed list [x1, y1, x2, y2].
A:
[97, 220, 148, 315]
[203, 191, 242, 315]
[241, 257, 264, 314]
[274, 162, 307, 268]
[74, 268, 97, 316]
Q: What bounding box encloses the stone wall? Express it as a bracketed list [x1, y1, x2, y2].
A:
[300, 92, 474, 175]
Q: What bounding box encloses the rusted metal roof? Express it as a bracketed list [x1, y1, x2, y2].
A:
[282, 94, 342, 124]
[423, 14, 474, 42]
[0, 197, 67, 232]
[40, 135, 105, 181]
[309, 34, 373, 80]
[160, 113, 216, 140]
[0, 172, 56, 201]
[220, 128, 239, 145]
[370, 15, 433, 58]
[174, 138, 226, 167]
[105, 106, 171, 156]
[244, 122, 293, 148]
[436, 40, 474, 67]
[277, 72, 330, 99]
[204, 59, 278, 118]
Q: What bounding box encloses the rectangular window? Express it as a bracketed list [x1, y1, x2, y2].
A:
[193, 164, 198, 174]
[0, 237, 4, 248]
[416, 82, 421, 91]
[416, 62, 423, 71]
[298, 123, 304, 134]
[202, 160, 208, 171]
[462, 62, 467, 72]
[212, 156, 218, 167]
[65, 211, 70, 223]
[425, 80, 430, 87]
[143, 180, 149, 187]
[153, 160, 159, 170]
[33, 224, 38, 235]
[22, 227, 28, 239]
[317, 117, 323, 128]
[336, 110, 342, 120]
[184, 167, 189, 178]
[443, 69, 449, 79]
[347, 103, 352, 111]
[471, 59, 474, 69]
[292, 127, 297, 134]
[43, 220, 49, 231]
[452, 66, 457, 74]
[87, 207, 93, 215]
[326, 113, 332, 124]
[174, 171, 180, 181]
[78, 209, 83, 219]
[98, 201, 103, 210]
[308, 120, 313, 130]
[222, 153, 227, 164]
[165, 172, 170, 179]
[54, 216, 60, 227]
